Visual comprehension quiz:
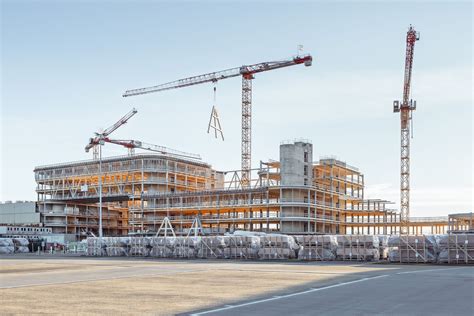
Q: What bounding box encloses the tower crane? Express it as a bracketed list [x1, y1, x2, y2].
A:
[85, 108, 138, 159]
[103, 139, 202, 160]
[393, 25, 420, 234]
[123, 54, 313, 186]
[84, 107, 137, 241]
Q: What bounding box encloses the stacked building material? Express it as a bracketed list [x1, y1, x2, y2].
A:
[0, 238, 30, 254]
[336, 235, 380, 261]
[102, 237, 128, 257]
[295, 235, 337, 261]
[11, 238, 30, 253]
[173, 237, 200, 258]
[377, 235, 390, 260]
[129, 237, 151, 257]
[388, 235, 438, 263]
[223, 235, 260, 259]
[258, 234, 298, 259]
[86, 237, 98, 256]
[0, 238, 15, 254]
[150, 237, 174, 258]
[197, 236, 226, 258]
[438, 234, 474, 264]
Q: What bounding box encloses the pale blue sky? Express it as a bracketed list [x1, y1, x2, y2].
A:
[1, 0, 472, 216]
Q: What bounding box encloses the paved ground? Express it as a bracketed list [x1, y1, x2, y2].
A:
[1, 255, 472, 315]
[191, 266, 474, 316]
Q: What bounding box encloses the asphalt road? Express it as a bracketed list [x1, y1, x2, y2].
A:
[190, 266, 474, 316]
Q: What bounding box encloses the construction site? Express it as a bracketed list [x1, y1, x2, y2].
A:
[1, 25, 472, 262]
[1, 1, 474, 312]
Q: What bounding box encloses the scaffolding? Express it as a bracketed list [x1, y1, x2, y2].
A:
[34, 149, 413, 240]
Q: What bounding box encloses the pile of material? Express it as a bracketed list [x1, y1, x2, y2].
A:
[438, 234, 474, 264]
[295, 235, 337, 260]
[336, 235, 380, 261]
[86, 233, 298, 260]
[388, 235, 438, 263]
[377, 235, 390, 260]
[86, 237, 104, 256]
[258, 234, 299, 259]
[84, 234, 472, 264]
[197, 236, 226, 258]
[0, 238, 15, 254]
[0, 238, 29, 254]
[222, 235, 260, 259]
[129, 237, 151, 256]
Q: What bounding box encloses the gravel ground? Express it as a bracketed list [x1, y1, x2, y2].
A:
[0, 256, 393, 315]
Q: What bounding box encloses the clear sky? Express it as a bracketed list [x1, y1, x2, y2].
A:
[1, 0, 472, 216]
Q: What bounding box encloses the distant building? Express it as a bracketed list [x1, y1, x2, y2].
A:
[0, 201, 40, 225]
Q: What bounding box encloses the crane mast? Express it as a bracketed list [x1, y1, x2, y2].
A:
[393, 26, 420, 234]
[123, 55, 312, 186]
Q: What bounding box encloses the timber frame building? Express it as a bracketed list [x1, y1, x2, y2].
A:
[34, 141, 404, 240]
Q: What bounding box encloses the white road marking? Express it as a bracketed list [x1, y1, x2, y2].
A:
[396, 267, 469, 275]
[190, 274, 389, 315]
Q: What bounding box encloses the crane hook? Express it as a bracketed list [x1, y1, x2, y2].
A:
[207, 82, 224, 141]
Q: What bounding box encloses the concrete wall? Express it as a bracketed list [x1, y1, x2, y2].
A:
[279, 141, 313, 234]
[0, 201, 40, 225]
[280, 141, 313, 186]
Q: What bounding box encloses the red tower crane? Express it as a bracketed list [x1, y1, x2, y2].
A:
[393, 25, 420, 234]
[123, 54, 313, 186]
[85, 108, 138, 159]
[84, 107, 137, 240]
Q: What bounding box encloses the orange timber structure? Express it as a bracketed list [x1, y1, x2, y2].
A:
[34, 141, 447, 241]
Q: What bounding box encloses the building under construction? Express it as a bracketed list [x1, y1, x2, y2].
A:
[33, 140, 420, 241]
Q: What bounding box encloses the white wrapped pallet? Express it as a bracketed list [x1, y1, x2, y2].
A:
[388, 235, 437, 263]
[13, 238, 30, 247]
[258, 247, 292, 259]
[438, 234, 474, 264]
[258, 235, 297, 259]
[0, 246, 15, 254]
[377, 235, 390, 260]
[336, 235, 380, 261]
[0, 238, 14, 247]
[150, 245, 174, 258]
[298, 247, 336, 260]
[129, 246, 150, 257]
[336, 247, 380, 261]
[87, 237, 100, 256]
[198, 236, 224, 258]
[105, 247, 128, 257]
[15, 246, 30, 253]
[295, 235, 337, 261]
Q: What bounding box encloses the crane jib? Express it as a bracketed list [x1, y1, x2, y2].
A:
[122, 54, 313, 97]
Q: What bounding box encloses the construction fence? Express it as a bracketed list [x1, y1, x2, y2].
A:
[85, 233, 473, 264]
